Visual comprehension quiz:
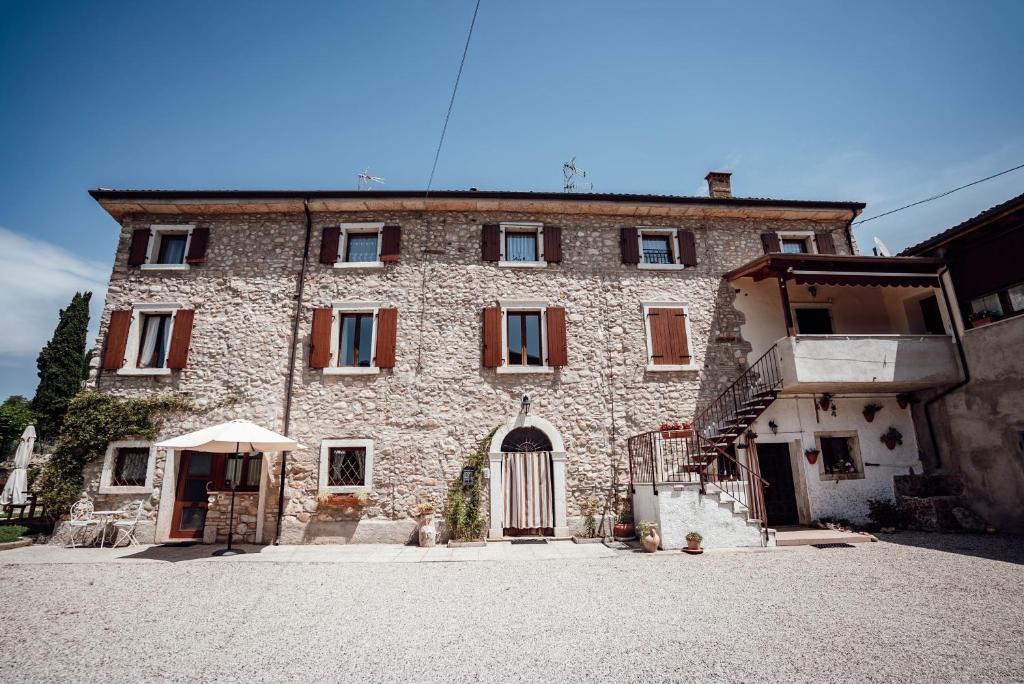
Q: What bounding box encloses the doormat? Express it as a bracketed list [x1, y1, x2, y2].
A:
[810, 543, 855, 549]
[510, 539, 548, 545]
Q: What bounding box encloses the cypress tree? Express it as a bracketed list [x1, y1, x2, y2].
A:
[31, 292, 92, 442]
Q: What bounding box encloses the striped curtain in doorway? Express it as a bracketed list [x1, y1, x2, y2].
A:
[503, 451, 554, 529]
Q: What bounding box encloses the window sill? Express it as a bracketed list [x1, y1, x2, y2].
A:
[140, 263, 190, 272]
[117, 368, 173, 376]
[323, 367, 380, 376]
[646, 363, 698, 373]
[638, 263, 686, 271]
[819, 472, 865, 482]
[498, 260, 547, 269]
[319, 486, 372, 495]
[98, 485, 151, 495]
[333, 261, 384, 270]
[496, 366, 555, 375]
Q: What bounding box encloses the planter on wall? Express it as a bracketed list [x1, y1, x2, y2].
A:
[805, 450, 820, 465]
[320, 494, 367, 509]
[883, 438, 898, 451]
[970, 317, 993, 328]
[660, 429, 693, 440]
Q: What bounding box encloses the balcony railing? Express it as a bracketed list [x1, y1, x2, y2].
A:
[642, 249, 674, 264]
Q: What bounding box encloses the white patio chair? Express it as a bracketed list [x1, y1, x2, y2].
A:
[67, 498, 100, 548]
[111, 500, 145, 548]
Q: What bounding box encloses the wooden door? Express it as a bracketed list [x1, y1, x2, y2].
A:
[756, 443, 799, 526]
[170, 451, 213, 538]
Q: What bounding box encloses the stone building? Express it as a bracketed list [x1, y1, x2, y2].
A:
[81, 174, 963, 547]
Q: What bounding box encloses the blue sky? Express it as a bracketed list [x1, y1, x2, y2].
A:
[1, 0, 1022, 398]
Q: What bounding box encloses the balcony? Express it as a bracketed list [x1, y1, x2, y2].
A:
[776, 334, 961, 393]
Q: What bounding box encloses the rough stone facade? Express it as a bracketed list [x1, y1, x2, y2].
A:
[85, 195, 855, 544]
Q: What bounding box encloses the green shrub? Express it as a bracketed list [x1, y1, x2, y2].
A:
[0, 525, 29, 543]
[445, 427, 499, 542]
[867, 498, 906, 529]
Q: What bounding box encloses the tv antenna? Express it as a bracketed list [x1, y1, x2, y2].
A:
[357, 169, 385, 191]
[563, 157, 592, 193]
[872, 236, 892, 256]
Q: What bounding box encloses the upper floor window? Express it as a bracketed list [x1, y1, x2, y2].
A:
[505, 228, 539, 263]
[968, 282, 1024, 325]
[761, 231, 837, 255]
[507, 311, 543, 366]
[781, 237, 810, 254]
[320, 224, 401, 268]
[128, 225, 209, 270]
[309, 303, 398, 375]
[482, 223, 562, 266]
[481, 301, 567, 374]
[793, 305, 834, 335]
[642, 233, 675, 265]
[101, 304, 195, 375]
[620, 227, 697, 269]
[642, 302, 695, 372]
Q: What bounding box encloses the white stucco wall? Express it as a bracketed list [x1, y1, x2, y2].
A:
[751, 395, 922, 524]
[632, 483, 764, 549]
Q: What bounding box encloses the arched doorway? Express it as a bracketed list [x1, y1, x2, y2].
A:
[488, 416, 568, 539]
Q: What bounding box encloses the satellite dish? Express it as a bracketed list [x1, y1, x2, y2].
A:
[873, 237, 892, 257]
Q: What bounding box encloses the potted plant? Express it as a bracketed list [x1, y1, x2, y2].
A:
[969, 310, 997, 328]
[880, 427, 903, 450]
[414, 502, 437, 547]
[684, 531, 703, 554]
[896, 393, 915, 409]
[636, 520, 659, 553]
[659, 421, 693, 439]
[862, 403, 883, 422]
[317, 492, 370, 509]
[817, 393, 833, 411]
[613, 499, 634, 540]
[804, 447, 820, 465]
[768, 420, 778, 435]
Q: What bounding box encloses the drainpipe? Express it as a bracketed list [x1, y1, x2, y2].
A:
[274, 199, 313, 544]
[844, 209, 858, 254]
[923, 266, 970, 470]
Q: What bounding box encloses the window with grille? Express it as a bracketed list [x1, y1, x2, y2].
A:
[641, 234, 674, 264]
[328, 447, 366, 487]
[111, 447, 149, 487]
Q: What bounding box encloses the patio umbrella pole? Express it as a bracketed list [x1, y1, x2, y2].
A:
[212, 446, 245, 556]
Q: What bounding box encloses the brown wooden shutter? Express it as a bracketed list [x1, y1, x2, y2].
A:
[102, 310, 132, 370]
[185, 228, 210, 265]
[482, 307, 503, 367]
[669, 309, 691, 363]
[481, 224, 500, 262]
[309, 308, 334, 368]
[648, 308, 690, 365]
[815, 232, 837, 255]
[543, 225, 562, 263]
[166, 309, 195, 369]
[545, 307, 568, 367]
[761, 232, 781, 254]
[380, 225, 401, 262]
[677, 230, 697, 267]
[620, 227, 640, 264]
[127, 229, 150, 266]
[320, 226, 340, 264]
[374, 308, 398, 368]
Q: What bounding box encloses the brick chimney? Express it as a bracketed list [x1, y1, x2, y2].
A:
[705, 171, 732, 198]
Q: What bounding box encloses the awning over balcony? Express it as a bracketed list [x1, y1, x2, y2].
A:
[725, 254, 945, 288]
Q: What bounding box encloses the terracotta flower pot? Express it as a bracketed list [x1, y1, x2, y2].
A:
[863, 410, 876, 422]
[971, 317, 992, 328]
[614, 522, 635, 539]
[883, 438, 898, 450]
[897, 398, 909, 409]
[686, 538, 701, 551]
[818, 398, 831, 411]
[641, 530, 659, 553]
[805, 450, 819, 465]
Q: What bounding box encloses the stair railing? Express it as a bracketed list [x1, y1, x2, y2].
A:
[690, 344, 782, 446]
[695, 433, 770, 537]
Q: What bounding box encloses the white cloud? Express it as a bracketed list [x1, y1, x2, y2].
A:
[0, 227, 108, 357]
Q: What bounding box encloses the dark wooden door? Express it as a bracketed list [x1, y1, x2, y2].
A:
[756, 443, 799, 526]
[170, 451, 213, 538]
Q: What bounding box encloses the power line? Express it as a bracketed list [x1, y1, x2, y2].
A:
[853, 162, 1024, 225]
[425, 0, 481, 196]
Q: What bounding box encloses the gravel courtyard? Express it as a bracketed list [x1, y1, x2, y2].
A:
[1, 534, 1022, 683]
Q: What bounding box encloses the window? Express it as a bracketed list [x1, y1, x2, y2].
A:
[816, 433, 863, 480]
[338, 313, 374, 367]
[507, 311, 543, 366]
[218, 453, 262, 491]
[141, 225, 195, 269]
[636, 228, 689, 269]
[1009, 284, 1024, 312]
[319, 439, 374, 493]
[99, 441, 155, 493]
[968, 282, 1024, 323]
[642, 302, 694, 372]
[642, 234, 674, 264]
[781, 238, 809, 254]
[137, 313, 173, 368]
[776, 232, 817, 255]
[794, 306, 834, 335]
[339, 223, 384, 267]
[970, 292, 1003, 316]
[498, 223, 545, 267]
[345, 233, 379, 263]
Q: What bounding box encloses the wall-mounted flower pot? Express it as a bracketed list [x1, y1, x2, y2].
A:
[971, 317, 993, 328]
[897, 396, 910, 409]
[883, 438, 898, 451]
[320, 494, 367, 509]
[805, 450, 820, 465]
[661, 429, 694, 440]
[818, 397, 832, 411]
[863, 410, 876, 423]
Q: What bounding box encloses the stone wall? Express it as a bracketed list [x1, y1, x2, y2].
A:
[87, 202, 852, 543]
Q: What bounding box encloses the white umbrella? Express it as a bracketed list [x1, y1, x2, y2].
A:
[155, 419, 302, 453]
[1, 425, 36, 506]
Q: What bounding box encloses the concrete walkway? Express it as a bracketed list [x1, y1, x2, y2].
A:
[0, 539, 618, 564]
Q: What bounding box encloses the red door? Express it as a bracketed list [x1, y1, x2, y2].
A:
[170, 451, 213, 538]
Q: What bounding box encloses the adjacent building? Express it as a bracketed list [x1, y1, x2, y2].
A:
[81, 174, 964, 547]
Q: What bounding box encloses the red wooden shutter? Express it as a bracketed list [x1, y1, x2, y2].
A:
[185, 228, 210, 265]
[102, 310, 133, 370]
[380, 225, 401, 263]
[669, 309, 690, 363]
[815, 232, 837, 255]
[482, 307, 503, 367]
[543, 225, 562, 263]
[166, 309, 195, 369]
[677, 230, 697, 267]
[545, 307, 568, 367]
[320, 226, 340, 264]
[761, 232, 781, 254]
[127, 229, 150, 266]
[481, 224, 500, 262]
[620, 227, 640, 264]
[309, 308, 334, 368]
[375, 308, 398, 368]
[647, 308, 672, 365]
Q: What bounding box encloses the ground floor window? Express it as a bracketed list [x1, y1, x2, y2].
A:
[112, 447, 149, 487]
[319, 439, 374, 493]
[818, 435, 862, 478]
